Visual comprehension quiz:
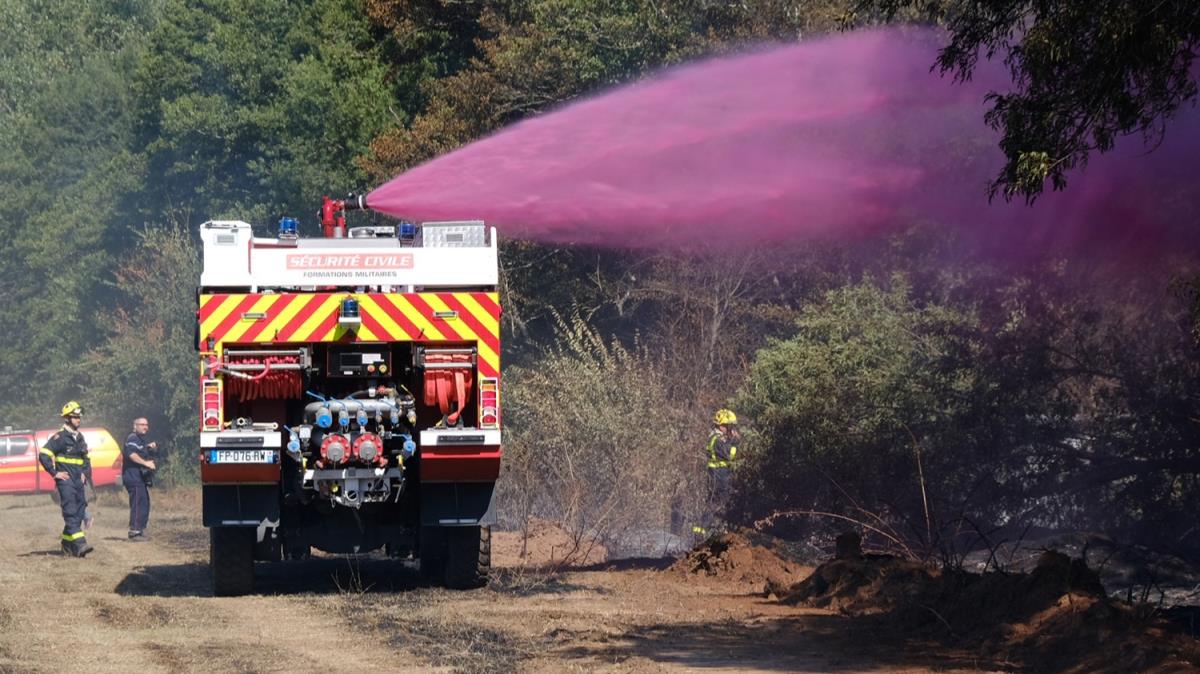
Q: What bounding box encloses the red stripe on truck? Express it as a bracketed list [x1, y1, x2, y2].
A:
[201, 462, 280, 484]
[420, 445, 502, 483]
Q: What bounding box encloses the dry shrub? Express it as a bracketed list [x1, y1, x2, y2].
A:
[498, 313, 701, 562]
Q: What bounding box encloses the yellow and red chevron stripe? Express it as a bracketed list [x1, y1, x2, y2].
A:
[199, 292, 501, 378]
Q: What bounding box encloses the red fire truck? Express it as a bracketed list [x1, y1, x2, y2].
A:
[197, 197, 500, 595]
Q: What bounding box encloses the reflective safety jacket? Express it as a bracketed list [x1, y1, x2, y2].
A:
[39, 426, 92, 483]
[706, 431, 737, 469]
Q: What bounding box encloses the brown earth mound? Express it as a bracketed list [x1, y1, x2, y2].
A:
[782, 553, 936, 613]
[492, 518, 608, 568]
[671, 530, 811, 593]
[781, 549, 1200, 674]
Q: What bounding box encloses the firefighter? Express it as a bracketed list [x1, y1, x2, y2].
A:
[694, 408, 740, 536]
[122, 417, 157, 540]
[39, 401, 94, 557]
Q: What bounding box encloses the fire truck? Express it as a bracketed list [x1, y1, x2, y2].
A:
[197, 196, 500, 595]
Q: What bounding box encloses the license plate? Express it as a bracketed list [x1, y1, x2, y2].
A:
[209, 450, 276, 464]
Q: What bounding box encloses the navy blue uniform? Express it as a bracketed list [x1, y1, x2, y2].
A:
[123, 432, 152, 535]
[39, 427, 93, 555]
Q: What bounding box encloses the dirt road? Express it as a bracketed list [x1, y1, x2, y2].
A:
[0, 490, 999, 673]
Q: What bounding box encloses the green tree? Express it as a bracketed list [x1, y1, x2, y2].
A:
[733, 278, 1023, 552]
[0, 0, 158, 117]
[131, 0, 397, 225]
[856, 0, 1200, 200]
[361, 0, 849, 178]
[0, 2, 152, 424]
[1026, 269, 1200, 552]
[83, 226, 202, 485]
[734, 264, 1200, 557]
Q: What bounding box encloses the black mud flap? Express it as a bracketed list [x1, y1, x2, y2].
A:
[203, 485, 280, 527]
[420, 482, 496, 527]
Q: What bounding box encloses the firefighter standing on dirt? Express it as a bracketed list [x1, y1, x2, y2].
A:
[123, 417, 157, 540]
[695, 408, 740, 536]
[39, 401, 94, 557]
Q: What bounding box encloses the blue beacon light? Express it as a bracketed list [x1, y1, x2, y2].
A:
[278, 216, 299, 239]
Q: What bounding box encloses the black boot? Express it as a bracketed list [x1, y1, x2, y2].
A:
[65, 538, 93, 558]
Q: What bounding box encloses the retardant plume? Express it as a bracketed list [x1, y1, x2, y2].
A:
[367, 28, 1200, 257]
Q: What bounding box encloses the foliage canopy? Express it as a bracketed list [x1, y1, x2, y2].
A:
[856, 0, 1200, 200]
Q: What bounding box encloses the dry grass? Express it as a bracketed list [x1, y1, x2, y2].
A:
[335, 590, 535, 673]
[0, 485, 1009, 673]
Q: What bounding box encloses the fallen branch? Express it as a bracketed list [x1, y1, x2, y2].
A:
[917, 603, 956, 637]
[754, 509, 916, 559]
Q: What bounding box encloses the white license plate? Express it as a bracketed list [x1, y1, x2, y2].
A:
[209, 450, 275, 464]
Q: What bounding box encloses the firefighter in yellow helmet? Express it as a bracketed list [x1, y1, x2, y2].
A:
[38, 401, 94, 557]
[694, 409, 740, 536]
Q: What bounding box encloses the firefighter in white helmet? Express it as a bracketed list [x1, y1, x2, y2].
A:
[694, 408, 740, 536]
[39, 401, 95, 557]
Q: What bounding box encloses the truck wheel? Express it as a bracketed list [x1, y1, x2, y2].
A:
[418, 526, 447, 582]
[210, 527, 255, 596]
[444, 525, 490, 589]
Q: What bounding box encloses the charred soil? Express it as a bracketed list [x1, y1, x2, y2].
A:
[780, 546, 1200, 674]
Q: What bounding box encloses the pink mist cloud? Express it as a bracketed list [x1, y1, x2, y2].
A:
[367, 28, 1199, 259]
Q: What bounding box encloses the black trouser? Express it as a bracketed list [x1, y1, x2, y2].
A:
[56, 476, 88, 550]
[126, 478, 150, 532]
[702, 467, 732, 530]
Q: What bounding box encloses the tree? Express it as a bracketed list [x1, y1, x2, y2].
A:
[83, 226, 202, 484]
[856, 0, 1200, 200]
[734, 261, 1200, 557]
[360, 0, 850, 179]
[131, 0, 397, 225]
[733, 277, 1028, 552]
[0, 0, 157, 117]
[0, 0, 402, 428]
[0, 0, 153, 424]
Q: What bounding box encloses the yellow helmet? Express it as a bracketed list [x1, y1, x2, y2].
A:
[713, 408, 737, 426]
[60, 401, 83, 418]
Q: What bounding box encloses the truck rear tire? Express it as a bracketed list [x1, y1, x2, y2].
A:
[418, 525, 447, 582]
[211, 527, 255, 596]
[444, 525, 490, 589]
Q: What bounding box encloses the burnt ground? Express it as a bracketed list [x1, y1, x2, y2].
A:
[1, 489, 1185, 673]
